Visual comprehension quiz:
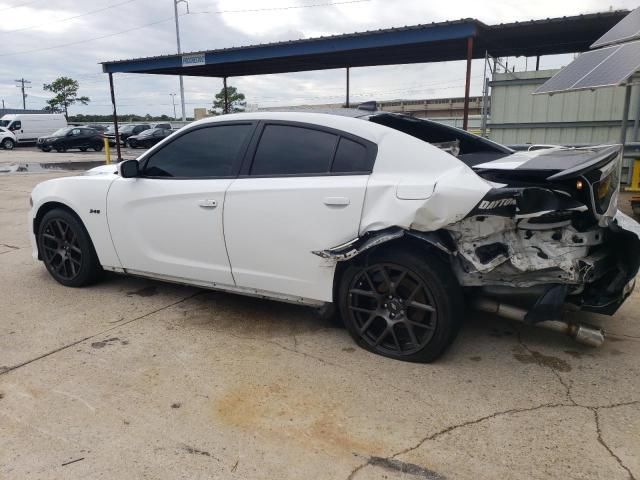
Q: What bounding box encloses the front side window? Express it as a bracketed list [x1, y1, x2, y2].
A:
[11, 121, 21, 131]
[143, 124, 253, 178]
[250, 125, 338, 176]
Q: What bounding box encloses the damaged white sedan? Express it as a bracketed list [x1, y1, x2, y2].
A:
[29, 111, 640, 362]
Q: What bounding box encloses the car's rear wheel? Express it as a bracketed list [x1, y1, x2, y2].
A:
[37, 209, 102, 287]
[55, 146, 66, 153]
[338, 248, 462, 363]
[93, 143, 103, 152]
[79, 147, 87, 152]
[2, 138, 15, 150]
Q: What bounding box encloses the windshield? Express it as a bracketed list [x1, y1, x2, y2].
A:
[51, 127, 73, 137]
[0, 120, 10, 127]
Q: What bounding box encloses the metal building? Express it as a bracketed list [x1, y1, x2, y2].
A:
[488, 69, 640, 146]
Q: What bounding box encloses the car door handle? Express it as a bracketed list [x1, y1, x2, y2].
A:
[323, 196, 350, 206]
[198, 199, 218, 208]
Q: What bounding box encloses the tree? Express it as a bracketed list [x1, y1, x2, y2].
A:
[210, 85, 246, 114]
[43, 77, 90, 119]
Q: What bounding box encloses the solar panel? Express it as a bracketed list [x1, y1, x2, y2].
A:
[534, 45, 620, 94]
[573, 40, 640, 89]
[591, 7, 640, 49]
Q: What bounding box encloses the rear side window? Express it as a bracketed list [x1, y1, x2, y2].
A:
[250, 125, 338, 176]
[143, 124, 253, 178]
[332, 137, 371, 173]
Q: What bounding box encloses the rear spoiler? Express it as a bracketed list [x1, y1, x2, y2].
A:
[547, 145, 621, 181]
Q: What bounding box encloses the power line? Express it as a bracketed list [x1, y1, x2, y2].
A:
[189, 0, 371, 15]
[0, 0, 374, 57]
[0, 16, 176, 57]
[0, 0, 41, 13]
[0, 0, 141, 35]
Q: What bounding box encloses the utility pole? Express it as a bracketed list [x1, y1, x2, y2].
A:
[169, 93, 177, 119]
[15, 78, 31, 109]
[173, 0, 188, 122]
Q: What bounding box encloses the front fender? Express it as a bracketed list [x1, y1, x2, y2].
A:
[30, 175, 121, 268]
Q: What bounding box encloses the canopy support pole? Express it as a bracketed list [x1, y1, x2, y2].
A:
[621, 83, 632, 146]
[535, 55, 540, 71]
[462, 36, 474, 131]
[633, 86, 640, 142]
[480, 50, 489, 137]
[345, 67, 350, 108]
[223, 77, 229, 114]
[108, 73, 122, 162]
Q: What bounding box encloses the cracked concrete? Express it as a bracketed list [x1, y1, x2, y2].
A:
[0, 170, 639, 479]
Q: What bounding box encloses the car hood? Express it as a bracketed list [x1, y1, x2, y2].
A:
[84, 164, 119, 176]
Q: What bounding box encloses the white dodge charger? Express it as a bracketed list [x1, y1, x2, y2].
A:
[29, 110, 640, 362]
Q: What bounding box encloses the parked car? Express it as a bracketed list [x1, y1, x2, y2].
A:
[104, 124, 150, 145]
[36, 127, 104, 152]
[127, 127, 174, 149]
[28, 110, 640, 362]
[0, 126, 17, 150]
[152, 123, 172, 130]
[0, 113, 66, 145]
[83, 124, 108, 133]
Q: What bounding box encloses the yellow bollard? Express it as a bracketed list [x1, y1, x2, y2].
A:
[103, 137, 111, 165]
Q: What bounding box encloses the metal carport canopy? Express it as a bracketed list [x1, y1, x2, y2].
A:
[101, 11, 627, 77]
[100, 10, 627, 160]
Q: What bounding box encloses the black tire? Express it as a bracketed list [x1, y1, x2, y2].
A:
[79, 147, 88, 152]
[128, 140, 137, 149]
[55, 146, 66, 153]
[2, 138, 15, 150]
[338, 248, 462, 363]
[37, 208, 102, 287]
[42, 146, 52, 152]
[93, 143, 103, 152]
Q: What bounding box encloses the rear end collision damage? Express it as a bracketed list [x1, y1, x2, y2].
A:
[316, 145, 640, 348]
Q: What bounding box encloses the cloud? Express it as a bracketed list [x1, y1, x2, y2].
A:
[0, 0, 636, 117]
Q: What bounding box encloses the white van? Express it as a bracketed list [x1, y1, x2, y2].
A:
[0, 114, 67, 144]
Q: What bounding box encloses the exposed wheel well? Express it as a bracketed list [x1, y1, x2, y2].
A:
[331, 233, 453, 305]
[33, 202, 84, 260]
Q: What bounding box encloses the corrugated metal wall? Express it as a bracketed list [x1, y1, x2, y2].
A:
[488, 69, 640, 145]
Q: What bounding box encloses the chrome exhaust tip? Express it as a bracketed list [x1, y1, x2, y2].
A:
[473, 297, 605, 347]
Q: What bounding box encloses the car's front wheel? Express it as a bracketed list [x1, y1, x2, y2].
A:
[41, 146, 52, 152]
[2, 138, 15, 150]
[37, 209, 102, 287]
[338, 248, 462, 363]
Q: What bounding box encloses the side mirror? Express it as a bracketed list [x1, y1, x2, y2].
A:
[118, 159, 140, 178]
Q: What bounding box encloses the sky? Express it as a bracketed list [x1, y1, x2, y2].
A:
[0, 0, 637, 118]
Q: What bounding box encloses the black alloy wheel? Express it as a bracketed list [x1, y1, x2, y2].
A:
[339, 249, 462, 363]
[38, 209, 102, 287]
